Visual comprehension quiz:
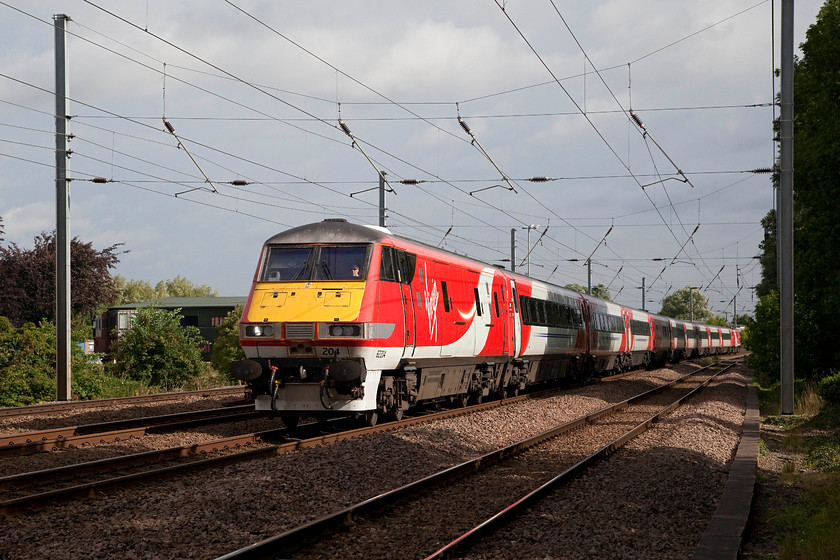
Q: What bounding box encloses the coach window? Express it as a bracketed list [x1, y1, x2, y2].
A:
[473, 288, 483, 317]
[519, 295, 529, 323]
[493, 292, 500, 318]
[441, 281, 451, 312]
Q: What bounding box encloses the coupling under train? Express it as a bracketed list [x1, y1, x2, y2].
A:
[231, 219, 740, 426]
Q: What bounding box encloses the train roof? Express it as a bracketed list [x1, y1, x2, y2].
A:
[262, 220, 732, 331]
[264, 219, 391, 245]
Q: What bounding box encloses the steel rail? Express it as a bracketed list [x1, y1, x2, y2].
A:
[213, 363, 724, 560]
[425, 363, 734, 560]
[0, 405, 260, 455]
[0, 362, 728, 519]
[0, 386, 250, 419]
[0, 387, 541, 515]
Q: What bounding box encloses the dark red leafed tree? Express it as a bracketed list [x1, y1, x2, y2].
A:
[0, 231, 124, 327]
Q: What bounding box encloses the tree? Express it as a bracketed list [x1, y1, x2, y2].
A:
[755, 210, 777, 298]
[750, 1, 840, 380]
[210, 305, 245, 381]
[155, 275, 218, 298]
[112, 274, 218, 304]
[108, 306, 208, 390]
[0, 232, 122, 327]
[112, 276, 156, 305]
[658, 287, 712, 322]
[0, 215, 4, 243]
[565, 283, 612, 301]
[706, 315, 730, 327]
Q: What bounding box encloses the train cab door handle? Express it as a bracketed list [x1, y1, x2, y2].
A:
[454, 321, 466, 325]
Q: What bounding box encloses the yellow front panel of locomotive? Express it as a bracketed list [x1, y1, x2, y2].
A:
[246, 281, 366, 323]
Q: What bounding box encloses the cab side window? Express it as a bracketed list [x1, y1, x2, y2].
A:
[396, 250, 417, 284]
[380, 246, 398, 282]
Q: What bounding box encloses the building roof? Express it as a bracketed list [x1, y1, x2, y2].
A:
[108, 297, 246, 310]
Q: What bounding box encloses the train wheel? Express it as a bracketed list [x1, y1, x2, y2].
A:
[471, 392, 483, 405]
[281, 416, 299, 430]
[363, 410, 379, 427]
[389, 407, 404, 421]
[457, 394, 469, 408]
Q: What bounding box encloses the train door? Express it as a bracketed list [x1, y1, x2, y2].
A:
[396, 250, 417, 358]
[473, 272, 493, 355]
[510, 280, 522, 357]
[494, 275, 508, 356]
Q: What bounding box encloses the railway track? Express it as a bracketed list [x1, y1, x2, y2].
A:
[213, 362, 732, 560]
[0, 405, 262, 456]
[0, 379, 590, 517]
[0, 386, 250, 419]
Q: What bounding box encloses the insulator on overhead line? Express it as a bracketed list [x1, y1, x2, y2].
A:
[527, 176, 551, 182]
[400, 179, 421, 185]
[163, 120, 176, 134]
[630, 111, 645, 129]
[458, 117, 474, 137]
[752, 168, 773, 174]
[91, 177, 108, 183]
[230, 180, 249, 186]
[338, 120, 353, 137]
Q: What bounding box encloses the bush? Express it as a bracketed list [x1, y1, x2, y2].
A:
[210, 305, 245, 383]
[0, 317, 109, 406]
[107, 306, 208, 390]
[819, 371, 840, 407]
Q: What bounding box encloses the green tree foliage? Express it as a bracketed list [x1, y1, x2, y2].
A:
[0, 317, 108, 406]
[744, 291, 780, 383]
[818, 370, 840, 406]
[108, 306, 208, 390]
[790, 0, 840, 378]
[210, 305, 245, 381]
[751, 1, 840, 381]
[565, 283, 612, 301]
[0, 231, 122, 327]
[755, 210, 777, 298]
[112, 274, 218, 304]
[706, 315, 730, 327]
[112, 275, 155, 305]
[155, 275, 218, 298]
[658, 287, 712, 322]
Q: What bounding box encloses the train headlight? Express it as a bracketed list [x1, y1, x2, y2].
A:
[324, 323, 363, 338]
[245, 325, 275, 337]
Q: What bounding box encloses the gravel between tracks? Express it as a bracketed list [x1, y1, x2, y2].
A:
[0, 364, 747, 560]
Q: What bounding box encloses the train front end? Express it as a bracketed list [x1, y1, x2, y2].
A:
[231, 221, 392, 424]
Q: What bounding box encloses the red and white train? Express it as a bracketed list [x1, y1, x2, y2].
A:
[231, 219, 740, 426]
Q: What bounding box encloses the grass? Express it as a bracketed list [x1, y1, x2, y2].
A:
[81, 365, 235, 399]
[776, 474, 840, 559]
[754, 377, 840, 559]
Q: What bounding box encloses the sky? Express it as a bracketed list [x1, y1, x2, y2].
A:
[0, 0, 826, 320]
